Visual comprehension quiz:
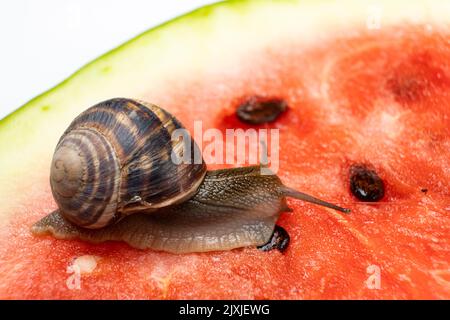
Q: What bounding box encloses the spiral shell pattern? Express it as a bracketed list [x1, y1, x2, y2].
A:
[50, 98, 207, 229]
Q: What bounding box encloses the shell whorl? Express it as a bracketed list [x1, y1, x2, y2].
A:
[50, 127, 121, 229]
[51, 98, 206, 229]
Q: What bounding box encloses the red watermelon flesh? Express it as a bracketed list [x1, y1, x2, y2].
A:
[0, 1, 449, 299]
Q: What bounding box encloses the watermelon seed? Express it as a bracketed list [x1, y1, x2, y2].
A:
[421, 188, 428, 193]
[349, 164, 384, 202]
[257, 225, 290, 253]
[236, 96, 287, 124]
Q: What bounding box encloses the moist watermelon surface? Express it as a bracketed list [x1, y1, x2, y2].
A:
[0, 0, 449, 299]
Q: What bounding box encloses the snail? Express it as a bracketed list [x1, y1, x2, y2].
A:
[31, 98, 350, 254]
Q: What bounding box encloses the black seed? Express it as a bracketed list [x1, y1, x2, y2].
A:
[349, 164, 385, 202]
[421, 188, 428, 193]
[236, 96, 287, 124]
[257, 225, 290, 253]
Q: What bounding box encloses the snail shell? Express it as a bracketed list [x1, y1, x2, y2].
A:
[50, 98, 206, 229]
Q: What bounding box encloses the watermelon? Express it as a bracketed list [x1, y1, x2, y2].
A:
[0, 0, 449, 299]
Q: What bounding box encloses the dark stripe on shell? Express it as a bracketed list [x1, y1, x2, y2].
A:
[76, 130, 118, 227]
[58, 129, 118, 227]
[68, 108, 136, 158]
[118, 100, 176, 204]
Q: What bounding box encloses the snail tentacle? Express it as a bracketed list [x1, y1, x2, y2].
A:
[279, 186, 350, 214]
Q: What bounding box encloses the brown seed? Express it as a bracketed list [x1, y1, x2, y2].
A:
[257, 225, 290, 252]
[236, 96, 287, 124]
[349, 164, 385, 202]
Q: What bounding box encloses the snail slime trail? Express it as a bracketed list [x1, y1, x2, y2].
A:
[31, 98, 350, 253]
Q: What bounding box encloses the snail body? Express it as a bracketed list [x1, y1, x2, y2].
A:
[32, 98, 349, 253]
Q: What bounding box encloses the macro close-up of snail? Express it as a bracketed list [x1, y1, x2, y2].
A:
[2, 0, 449, 301]
[31, 97, 350, 254]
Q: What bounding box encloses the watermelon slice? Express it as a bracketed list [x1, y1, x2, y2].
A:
[0, 0, 449, 299]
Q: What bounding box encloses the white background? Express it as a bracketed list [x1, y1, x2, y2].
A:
[0, 0, 216, 120]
